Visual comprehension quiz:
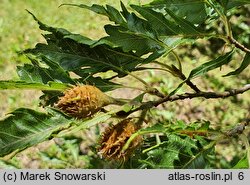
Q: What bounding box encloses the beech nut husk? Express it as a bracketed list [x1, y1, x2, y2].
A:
[56, 85, 115, 119]
[98, 119, 142, 161]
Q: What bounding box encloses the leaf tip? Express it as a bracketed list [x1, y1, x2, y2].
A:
[58, 3, 72, 8]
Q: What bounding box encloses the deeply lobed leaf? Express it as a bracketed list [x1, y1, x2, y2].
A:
[147, 0, 208, 24]
[0, 108, 72, 157]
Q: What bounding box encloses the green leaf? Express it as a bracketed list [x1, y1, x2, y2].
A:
[148, 0, 207, 24]
[22, 48, 122, 92]
[64, 34, 96, 45]
[66, 3, 155, 38]
[25, 11, 143, 78]
[182, 144, 215, 169]
[123, 8, 157, 38]
[131, 5, 178, 35]
[0, 79, 65, 108]
[146, 144, 179, 168]
[0, 160, 18, 169]
[61, 3, 125, 25]
[188, 50, 234, 79]
[140, 123, 166, 133]
[69, 4, 107, 15]
[0, 80, 68, 91]
[165, 9, 202, 35]
[206, 0, 226, 17]
[0, 108, 73, 157]
[224, 53, 250, 76]
[57, 112, 112, 137]
[169, 134, 198, 156]
[233, 153, 249, 169]
[26, 10, 72, 36]
[65, 3, 168, 62]
[97, 25, 164, 57]
[105, 5, 126, 25]
[69, 69, 122, 92]
[141, 134, 198, 168]
[26, 37, 141, 77]
[17, 64, 43, 83]
[120, 1, 130, 18]
[219, 0, 250, 10]
[134, 120, 215, 168]
[169, 81, 185, 96]
[18, 55, 121, 92]
[61, 2, 189, 64]
[132, 92, 145, 103]
[17, 57, 75, 85]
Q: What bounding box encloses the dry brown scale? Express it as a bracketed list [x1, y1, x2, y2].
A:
[98, 119, 142, 161]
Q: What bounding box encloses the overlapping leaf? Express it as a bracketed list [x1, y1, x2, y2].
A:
[17, 57, 75, 84]
[62, 2, 197, 63]
[17, 58, 120, 92]
[61, 3, 125, 26]
[131, 121, 214, 168]
[97, 25, 164, 56]
[0, 108, 114, 157]
[182, 145, 215, 169]
[165, 9, 202, 35]
[147, 0, 207, 24]
[130, 5, 178, 36]
[24, 11, 144, 80]
[25, 33, 141, 77]
[140, 134, 198, 168]
[81, 3, 167, 61]
[147, 0, 250, 24]
[0, 108, 72, 157]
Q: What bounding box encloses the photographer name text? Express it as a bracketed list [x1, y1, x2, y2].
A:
[3, 171, 106, 182]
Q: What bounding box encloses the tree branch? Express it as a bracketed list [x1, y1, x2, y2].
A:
[228, 36, 250, 53]
[122, 84, 250, 116]
[156, 83, 250, 106]
[179, 74, 200, 93]
[171, 65, 201, 93]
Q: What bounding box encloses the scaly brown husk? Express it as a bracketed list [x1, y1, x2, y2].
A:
[56, 85, 114, 119]
[99, 119, 142, 161]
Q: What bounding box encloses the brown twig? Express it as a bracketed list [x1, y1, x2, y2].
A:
[171, 65, 200, 93]
[178, 73, 200, 93]
[157, 83, 250, 105]
[122, 84, 250, 116]
[228, 36, 250, 53]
